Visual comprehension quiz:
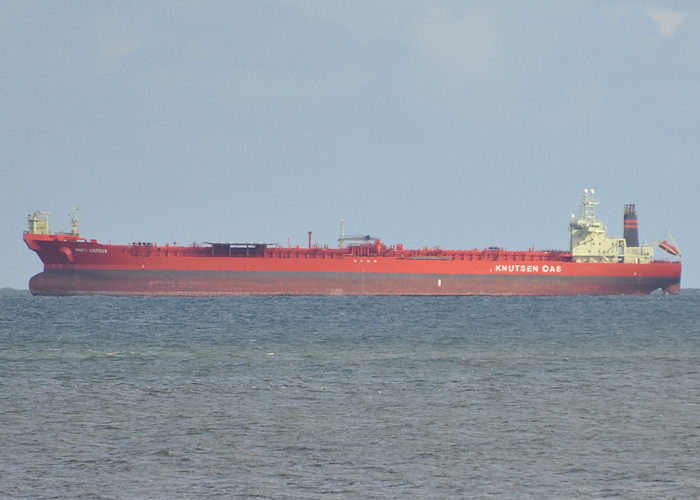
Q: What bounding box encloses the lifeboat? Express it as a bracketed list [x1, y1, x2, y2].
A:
[658, 240, 680, 256]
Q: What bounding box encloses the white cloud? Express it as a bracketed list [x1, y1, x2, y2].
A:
[215, 67, 373, 106]
[409, 4, 502, 87]
[97, 36, 147, 74]
[645, 8, 685, 37]
[106, 37, 145, 57]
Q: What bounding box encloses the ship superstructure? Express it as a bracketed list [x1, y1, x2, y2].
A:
[569, 189, 655, 264]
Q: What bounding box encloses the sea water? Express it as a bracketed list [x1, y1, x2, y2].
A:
[1, 290, 699, 498]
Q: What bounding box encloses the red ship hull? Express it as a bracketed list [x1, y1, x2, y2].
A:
[28, 269, 681, 296]
[24, 233, 682, 296]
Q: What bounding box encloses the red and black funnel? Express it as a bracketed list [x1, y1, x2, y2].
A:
[624, 204, 639, 247]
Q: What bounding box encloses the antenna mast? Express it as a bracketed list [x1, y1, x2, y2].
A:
[70, 207, 80, 235]
[581, 188, 599, 224]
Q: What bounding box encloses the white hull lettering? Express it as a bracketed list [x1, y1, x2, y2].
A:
[76, 248, 108, 254]
[494, 264, 561, 273]
[542, 264, 562, 273]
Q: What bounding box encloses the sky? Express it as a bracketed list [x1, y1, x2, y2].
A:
[1, 0, 697, 290]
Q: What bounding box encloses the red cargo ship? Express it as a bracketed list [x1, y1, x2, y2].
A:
[24, 190, 681, 296]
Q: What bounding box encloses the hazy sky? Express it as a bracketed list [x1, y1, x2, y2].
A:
[2, 1, 696, 289]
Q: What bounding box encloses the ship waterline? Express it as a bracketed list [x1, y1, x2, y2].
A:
[28, 268, 681, 296]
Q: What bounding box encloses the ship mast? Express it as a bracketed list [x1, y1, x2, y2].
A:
[70, 207, 80, 236]
[581, 188, 599, 224]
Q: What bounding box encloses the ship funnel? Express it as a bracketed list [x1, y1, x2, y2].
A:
[623, 204, 639, 248]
